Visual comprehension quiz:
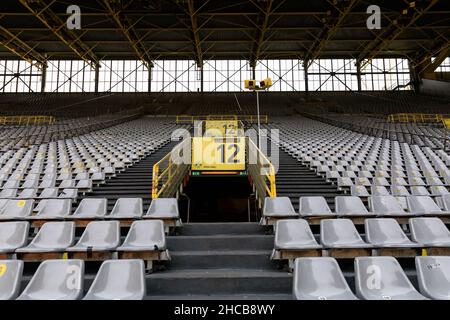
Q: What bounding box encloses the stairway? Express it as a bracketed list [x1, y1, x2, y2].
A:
[146, 223, 292, 300]
[86, 141, 179, 211]
[276, 149, 344, 211]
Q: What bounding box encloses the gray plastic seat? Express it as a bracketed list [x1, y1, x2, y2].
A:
[274, 219, 321, 250]
[369, 196, 409, 217]
[365, 218, 421, 248]
[17, 189, 38, 199]
[83, 260, 145, 300]
[107, 198, 143, 219]
[21, 180, 39, 189]
[335, 196, 373, 217]
[145, 198, 179, 219]
[355, 256, 427, 300]
[320, 219, 372, 249]
[407, 196, 450, 216]
[58, 189, 78, 199]
[0, 222, 29, 253]
[409, 218, 450, 247]
[416, 256, 450, 300]
[16, 222, 75, 253]
[67, 221, 120, 252]
[59, 179, 76, 188]
[71, 198, 107, 219]
[0, 260, 24, 300]
[38, 188, 59, 199]
[30, 199, 72, 220]
[0, 189, 17, 199]
[263, 197, 298, 218]
[117, 220, 166, 251]
[293, 258, 357, 300]
[299, 196, 334, 217]
[17, 260, 84, 300]
[0, 200, 34, 220]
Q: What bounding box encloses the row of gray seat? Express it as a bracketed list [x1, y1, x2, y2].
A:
[0, 220, 168, 259]
[0, 198, 180, 222]
[293, 256, 450, 300]
[262, 195, 450, 224]
[0, 259, 146, 300]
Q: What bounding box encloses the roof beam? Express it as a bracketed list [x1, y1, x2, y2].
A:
[415, 40, 450, 75]
[19, 0, 99, 69]
[249, 0, 274, 67]
[357, 0, 439, 69]
[0, 24, 45, 68]
[186, 0, 206, 68]
[102, 0, 153, 69]
[304, 0, 359, 68]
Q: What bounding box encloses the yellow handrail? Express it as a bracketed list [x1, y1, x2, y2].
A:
[247, 138, 277, 199]
[443, 118, 450, 129]
[176, 114, 268, 124]
[0, 115, 56, 125]
[388, 113, 450, 123]
[152, 139, 190, 199]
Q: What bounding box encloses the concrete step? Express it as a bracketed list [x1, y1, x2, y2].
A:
[170, 250, 275, 270]
[146, 269, 292, 295]
[168, 235, 274, 251]
[179, 223, 267, 236]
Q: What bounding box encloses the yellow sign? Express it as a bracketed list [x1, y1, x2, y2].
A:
[204, 120, 239, 137]
[192, 137, 246, 171]
[0, 264, 6, 277]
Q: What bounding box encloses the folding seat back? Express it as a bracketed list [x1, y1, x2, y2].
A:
[72, 198, 107, 218]
[415, 256, 450, 300]
[355, 257, 427, 300]
[146, 198, 179, 219]
[0, 222, 29, 252]
[0, 260, 24, 300]
[351, 185, 370, 197]
[58, 189, 78, 199]
[299, 197, 332, 216]
[369, 196, 407, 216]
[0, 189, 17, 199]
[409, 218, 450, 246]
[293, 258, 357, 300]
[321, 219, 370, 248]
[262, 197, 297, 218]
[411, 186, 430, 196]
[21, 179, 39, 189]
[0, 200, 34, 219]
[70, 221, 120, 250]
[34, 199, 72, 219]
[365, 218, 417, 247]
[83, 260, 145, 300]
[371, 186, 390, 196]
[119, 220, 166, 250]
[18, 189, 38, 199]
[335, 196, 369, 216]
[39, 188, 59, 199]
[109, 198, 143, 218]
[407, 196, 445, 215]
[17, 222, 75, 252]
[17, 260, 84, 300]
[274, 219, 320, 250]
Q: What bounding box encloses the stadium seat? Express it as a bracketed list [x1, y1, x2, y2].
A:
[407, 196, 450, 216]
[16, 222, 75, 259]
[144, 198, 182, 228]
[261, 197, 298, 225]
[0, 199, 34, 220]
[17, 260, 84, 300]
[368, 196, 409, 217]
[272, 219, 322, 264]
[117, 220, 170, 270]
[83, 260, 145, 300]
[28, 199, 72, 221]
[335, 196, 374, 217]
[409, 218, 450, 248]
[67, 221, 120, 259]
[0, 222, 29, 257]
[415, 256, 450, 300]
[299, 196, 335, 219]
[355, 257, 427, 300]
[107, 198, 143, 220]
[70, 198, 107, 221]
[0, 260, 24, 300]
[293, 258, 357, 300]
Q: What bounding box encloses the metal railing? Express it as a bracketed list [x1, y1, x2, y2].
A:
[388, 113, 450, 123]
[0, 115, 56, 125]
[152, 139, 190, 199]
[176, 114, 269, 124]
[247, 138, 277, 206]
